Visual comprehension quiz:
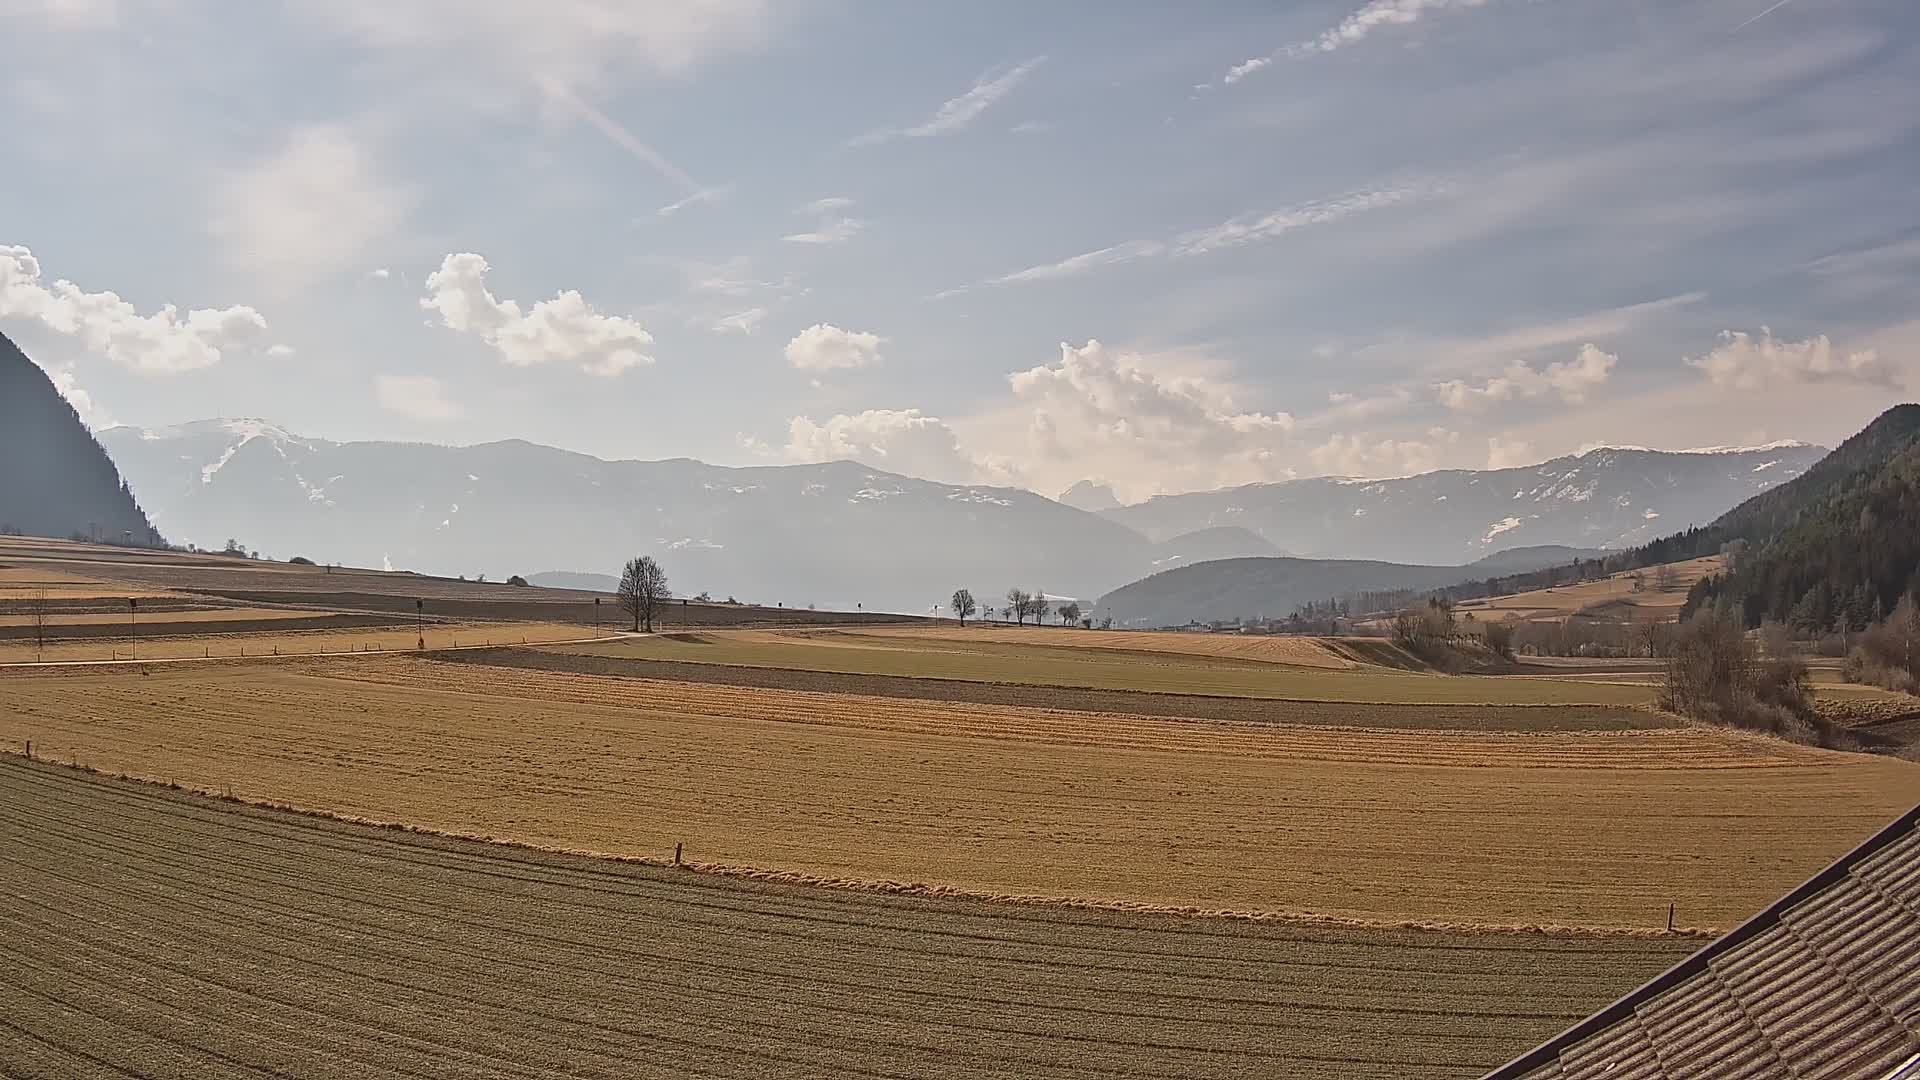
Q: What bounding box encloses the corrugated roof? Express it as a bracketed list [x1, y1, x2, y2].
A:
[1487, 804, 1920, 1080]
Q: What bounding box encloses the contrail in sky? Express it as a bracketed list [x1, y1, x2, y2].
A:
[1733, 0, 1799, 31]
[535, 76, 701, 193]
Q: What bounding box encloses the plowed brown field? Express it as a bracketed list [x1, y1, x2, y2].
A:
[0, 757, 1697, 1079]
[4, 657, 1912, 930]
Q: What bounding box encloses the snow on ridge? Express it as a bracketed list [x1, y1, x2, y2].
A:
[1678, 439, 1814, 454]
[1482, 516, 1524, 543]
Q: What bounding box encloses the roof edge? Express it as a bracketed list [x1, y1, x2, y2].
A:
[1483, 801, 1920, 1079]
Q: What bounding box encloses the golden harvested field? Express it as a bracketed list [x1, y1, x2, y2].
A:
[830, 625, 1366, 667]
[545, 629, 1657, 705]
[0, 563, 182, 601]
[1456, 555, 1724, 623]
[0, 621, 594, 663]
[0, 605, 324, 627]
[0, 758, 1697, 1079]
[5, 657, 1913, 930]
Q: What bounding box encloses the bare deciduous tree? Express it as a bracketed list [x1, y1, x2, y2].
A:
[951, 588, 977, 626]
[617, 556, 671, 632]
[30, 587, 48, 661]
[1006, 588, 1030, 627]
[1057, 601, 1082, 626]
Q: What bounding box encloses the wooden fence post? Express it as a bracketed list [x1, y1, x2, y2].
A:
[1667, 903, 1675, 931]
[674, 843, 682, 866]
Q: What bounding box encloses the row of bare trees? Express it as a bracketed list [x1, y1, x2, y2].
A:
[948, 588, 1085, 627]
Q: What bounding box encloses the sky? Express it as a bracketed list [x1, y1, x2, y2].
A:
[3, 0, 1917, 503]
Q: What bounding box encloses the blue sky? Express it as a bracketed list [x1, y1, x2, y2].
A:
[3, 0, 1916, 501]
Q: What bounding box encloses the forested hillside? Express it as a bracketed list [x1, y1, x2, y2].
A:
[1683, 406, 1920, 629]
[0, 332, 161, 545]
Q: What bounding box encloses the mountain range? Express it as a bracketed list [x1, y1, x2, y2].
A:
[1, 332, 160, 546]
[93, 419, 1825, 614]
[1100, 442, 1827, 564]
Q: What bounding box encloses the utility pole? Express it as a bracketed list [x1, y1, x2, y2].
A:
[129, 597, 138, 659]
[593, 597, 601, 637]
[415, 598, 424, 650]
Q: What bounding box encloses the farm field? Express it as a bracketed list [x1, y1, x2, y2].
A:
[4, 657, 1914, 930]
[0, 621, 593, 663]
[543, 628, 1659, 706]
[0, 757, 1698, 1079]
[1455, 555, 1724, 624]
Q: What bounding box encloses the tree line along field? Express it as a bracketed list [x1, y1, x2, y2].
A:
[542, 628, 1661, 706]
[0, 757, 1701, 1079]
[4, 656, 1913, 931]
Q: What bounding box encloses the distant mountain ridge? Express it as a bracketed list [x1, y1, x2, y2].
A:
[1094, 546, 1601, 628]
[98, 418, 1825, 614]
[0, 331, 160, 545]
[1101, 443, 1827, 565]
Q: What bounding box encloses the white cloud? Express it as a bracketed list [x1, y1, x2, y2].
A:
[209, 125, 413, 288]
[853, 56, 1044, 146]
[1435, 344, 1618, 410]
[783, 217, 864, 245]
[295, 0, 774, 83]
[755, 409, 995, 486]
[1485, 435, 1538, 470]
[1309, 429, 1456, 478]
[1220, 0, 1495, 84]
[801, 196, 855, 214]
[989, 241, 1165, 285]
[1, 244, 269, 373]
[784, 324, 883, 371]
[266, 344, 296, 359]
[370, 268, 392, 280]
[45, 366, 110, 428]
[1174, 184, 1433, 256]
[712, 307, 768, 336]
[6, 0, 116, 29]
[951, 183, 1420, 295]
[657, 185, 730, 217]
[374, 374, 460, 421]
[1001, 340, 1296, 499]
[1686, 328, 1901, 390]
[421, 253, 655, 376]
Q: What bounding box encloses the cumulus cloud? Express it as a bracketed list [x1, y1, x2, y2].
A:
[374, 374, 460, 421]
[852, 57, 1044, 146]
[784, 323, 883, 371]
[370, 268, 392, 280]
[1309, 429, 1457, 478]
[266, 344, 296, 359]
[1685, 328, 1899, 389]
[46, 366, 110, 428]
[712, 307, 768, 336]
[1435, 344, 1618, 410]
[210, 125, 414, 288]
[1485, 435, 1538, 470]
[1003, 340, 1296, 497]
[0, 244, 269, 373]
[421, 253, 654, 376]
[755, 409, 995, 486]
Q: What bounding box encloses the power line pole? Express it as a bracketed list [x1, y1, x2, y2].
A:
[128, 597, 138, 660]
[415, 598, 424, 650]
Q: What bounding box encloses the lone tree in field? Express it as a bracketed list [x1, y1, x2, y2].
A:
[1007, 588, 1030, 627]
[29, 587, 48, 661]
[1057, 601, 1082, 626]
[617, 556, 671, 632]
[951, 588, 977, 626]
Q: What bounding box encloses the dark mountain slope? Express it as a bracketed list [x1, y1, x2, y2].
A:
[0, 332, 159, 545]
[1681, 404, 1920, 627]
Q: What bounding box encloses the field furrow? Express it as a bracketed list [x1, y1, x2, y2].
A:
[0, 758, 1696, 1079]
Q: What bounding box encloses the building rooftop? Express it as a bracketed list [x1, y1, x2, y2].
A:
[1487, 804, 1920, 1079]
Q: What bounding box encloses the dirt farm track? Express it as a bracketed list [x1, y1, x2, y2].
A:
[0, 757, 1696, 1079]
